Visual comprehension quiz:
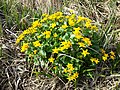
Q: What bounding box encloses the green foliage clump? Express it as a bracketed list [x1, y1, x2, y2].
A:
[16, 12, 117, 82]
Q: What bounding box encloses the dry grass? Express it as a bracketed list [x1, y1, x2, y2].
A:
[0, 0, 120, 90]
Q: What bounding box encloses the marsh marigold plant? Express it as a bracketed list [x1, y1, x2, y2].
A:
[16, 12, 117, 82]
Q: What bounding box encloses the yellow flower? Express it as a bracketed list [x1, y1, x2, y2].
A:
[67, 63, 74, 71]
[48, 57, 55, 63]
[52, 47, 59, 54]
[67, 75, 74, 81]
[110, 55, 115, 60]
[22, 27, 37, 35]
[102, 53, 109, 61]
[33, 50, 37, 54]
[51, 23, 56, 28]
[43, 31, 51, 39]
[101, 48, 105, 54]
[85, 21, 91, 28]
[73, 29, 83, 39]
[46, 34, 50, 39]
[82, 37, 92, 46]
[67, 63, 73, 69]
[69, 67, 74, 71]
[32, 20, 42, 28]
[72, 72, 79, 79]
[40, 17, 47, 22]
[21, 43, 29, 52]
[61, 24, 68, 29]
[29, 54, 32, 57]
[60, 41, 72, 49]
[68, 19, 75, 26]
[91, 25, 98, 31]
[82, 49, 90, 57]
[63, 68, 67, 73]
[85, 18, 92, 22]
[53, 33, 58, 37]
[16, 34, 24, 44]
[37, 36, 41, 38]
[59, 38, 62, 41]
[90, 58, 99, 64]
[33, 41, 41, 47]
[73, 30, 80, 35]
[67, 72, 79, 81]
[77, 16, 85, 23]
[58, 46, 65, 51]
[110, 51, 115, 56]
[78, 42, 85, 47]
[102, 56, 107, 61]
[45, 31, 51, 35]
[67, 41, 72, 46]
[75, 35, 83, 39]
[55, 12, 63, 16]
[42, 13, 48, 17]
[61, 41, 68, 46]
[71, 14, 76, 19]
[65, 15, 70, 19]
[53, 66, 57, 70]
[48, 15, 54, 20]
[104, 53, 109, 58]
[73, 27, 81, 31]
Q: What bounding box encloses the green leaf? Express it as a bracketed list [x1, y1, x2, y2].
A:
[83, 69, 95, 73]
[58, 28, 64, 32]
[87, 72, 94, 79]
[62, 33, 69, 40]
[116, 42, 120, 55]
[39, 49, 46, 58]
[34, 71, 52, 78]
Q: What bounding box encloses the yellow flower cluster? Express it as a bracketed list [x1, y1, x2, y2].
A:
[59, 41, 72, 51]
[32, 20, 42, 28]
[16, 20, 42, 44]
[77, 16, 86, 23]
[101, 49, 115, 61]
[52, 41, 72, 54]
[110, 51, 115, 60]
[64, 63, 79, 81]
[16, 34, 25, 44]
[77, 16, 98, 31]
[43, 31, 51, 39]
[82, 37, 92, 46]
[101, 48, 108, 61]
[90, 58, 99, 64]
[41, 12, 63, 22]
[73, 27, 83, 39]
[102, 53, 109, 61]
[33, 41, 41, 47]
[16, 11, 116, 83]
[85, 21, 91, 28]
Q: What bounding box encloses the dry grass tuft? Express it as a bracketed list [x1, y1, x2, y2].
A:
[0, 0, 120, 90]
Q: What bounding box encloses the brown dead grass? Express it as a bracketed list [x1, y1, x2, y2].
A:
[1, 0, 120, 90]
